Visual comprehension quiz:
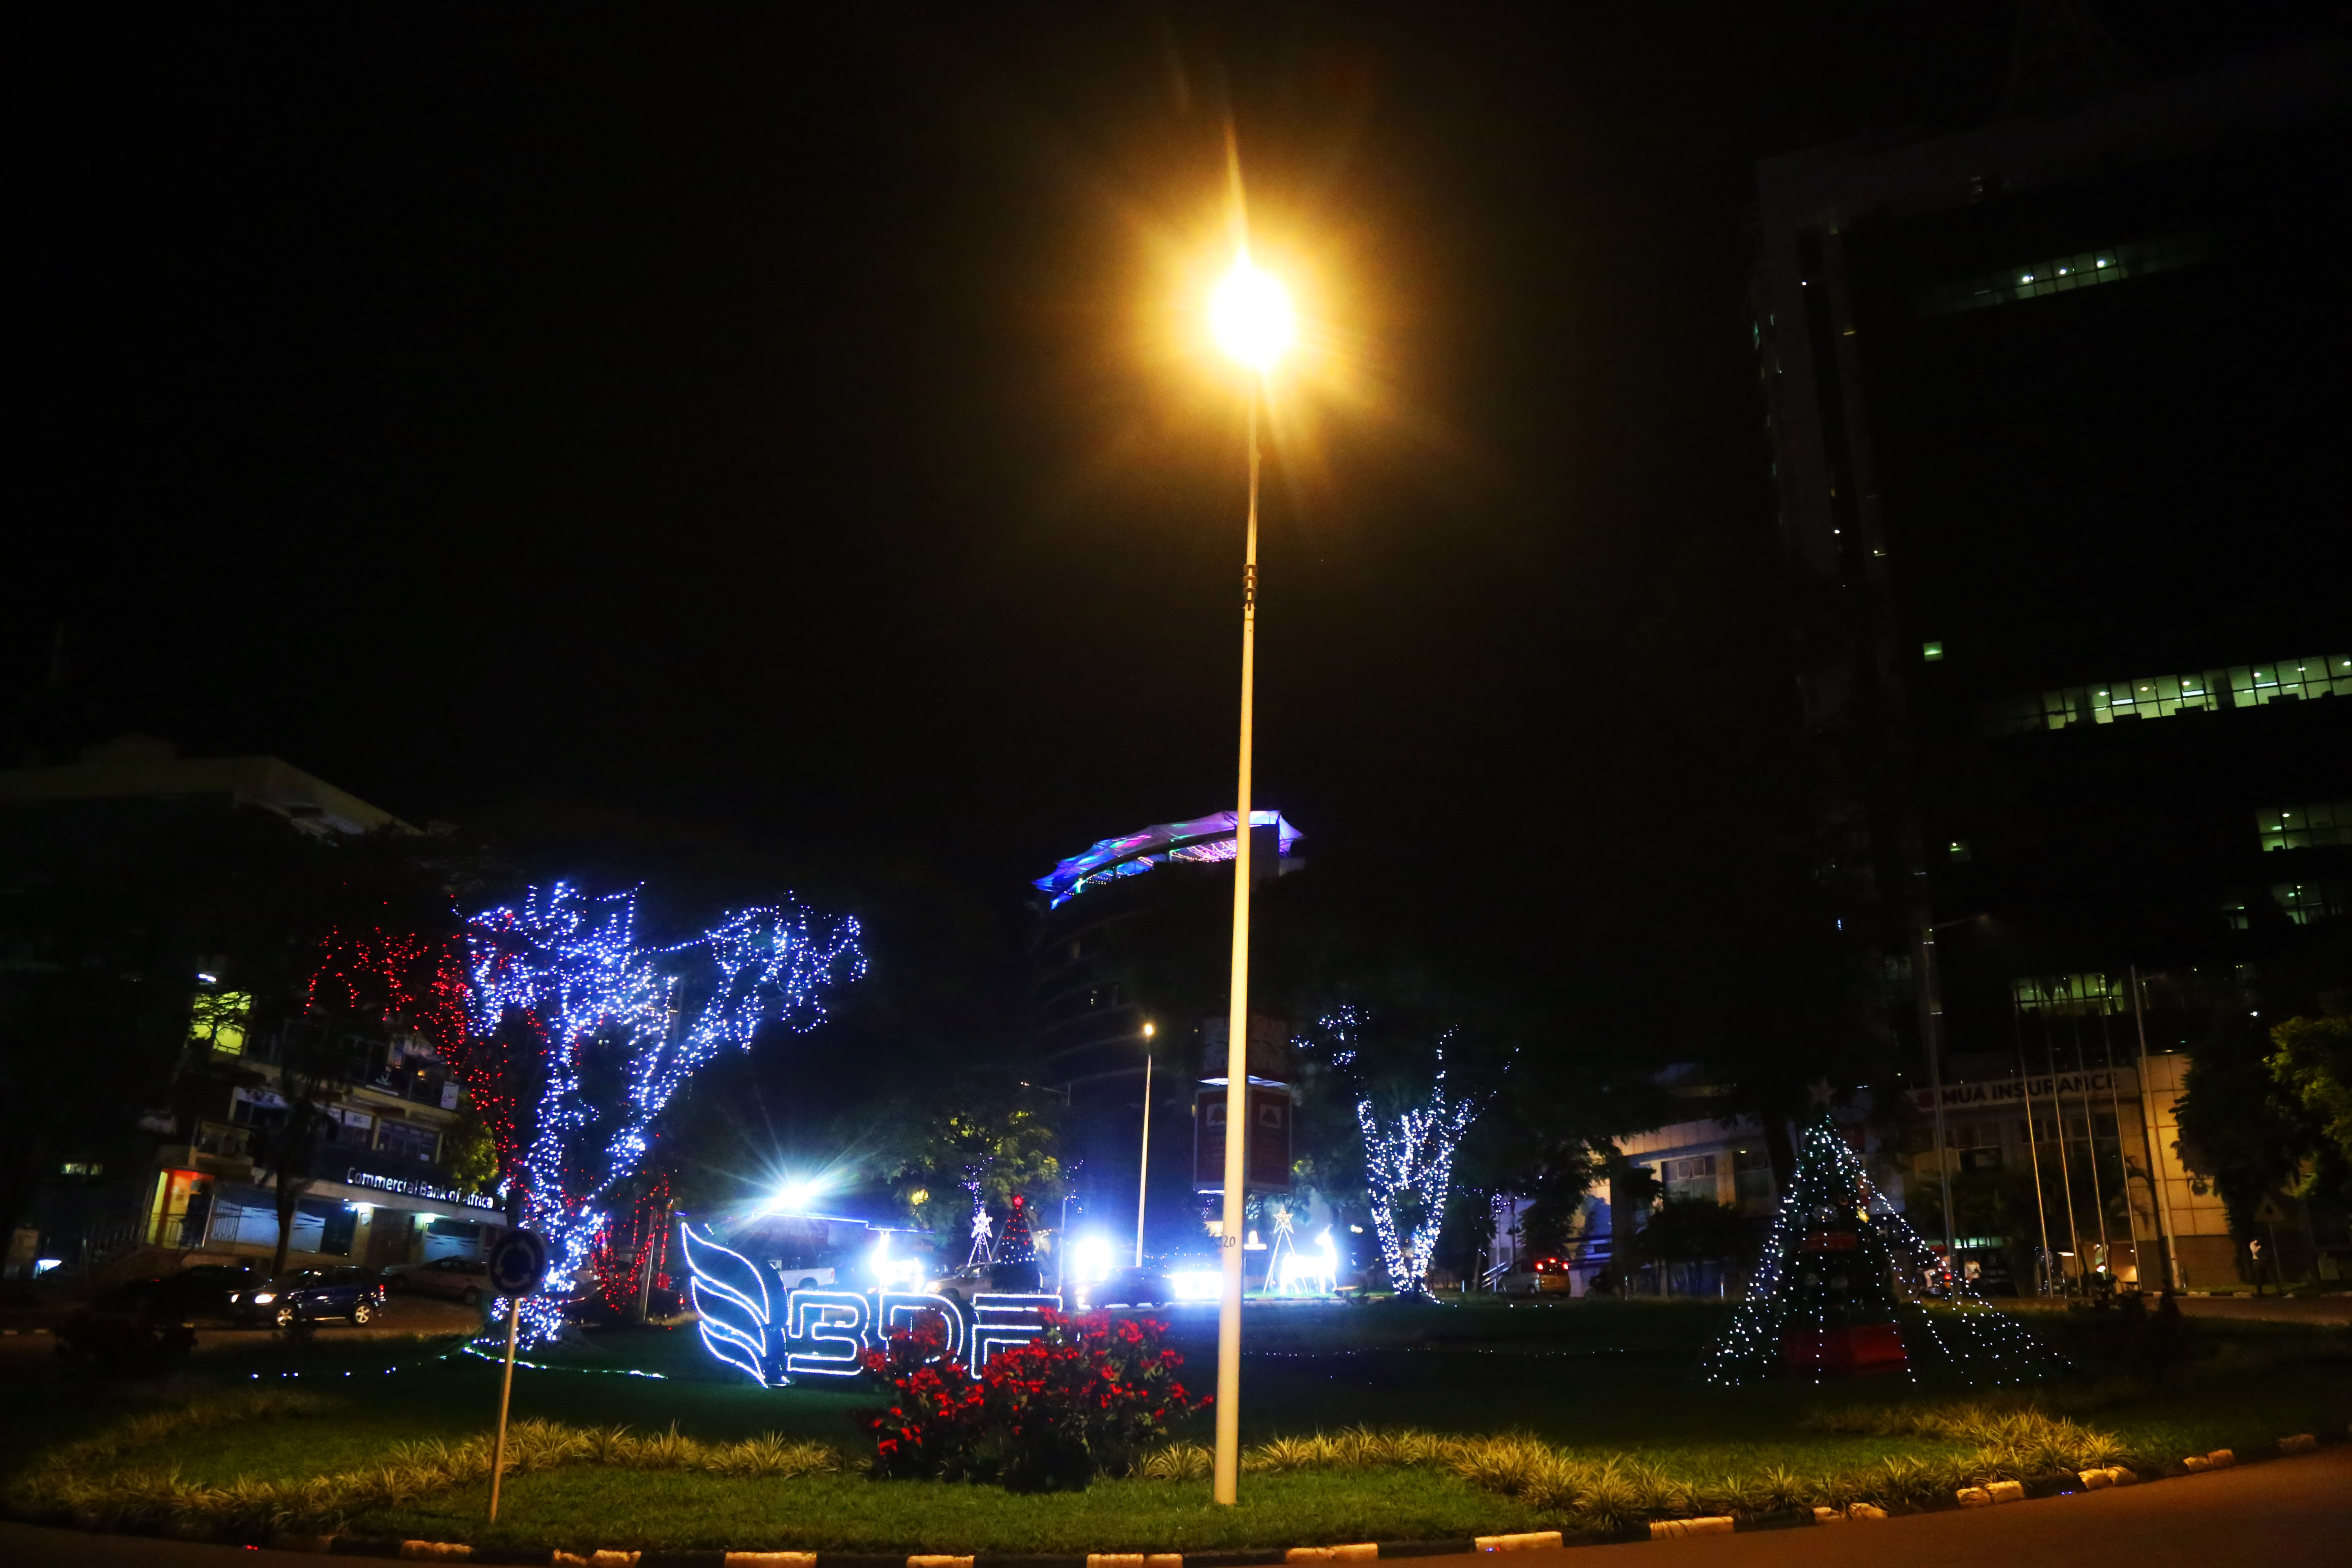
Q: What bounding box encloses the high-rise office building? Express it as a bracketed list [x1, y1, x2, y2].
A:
[1752, 40, 2350, 1285]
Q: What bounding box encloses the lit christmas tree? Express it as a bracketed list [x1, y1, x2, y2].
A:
[993, 1193, 1042, 1291]
[1702, 1118, 2065, 1386]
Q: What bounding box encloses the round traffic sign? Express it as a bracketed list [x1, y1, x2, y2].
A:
[488, 1230, 550, 1296]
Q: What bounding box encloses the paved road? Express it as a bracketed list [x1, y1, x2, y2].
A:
[0, 1294, 481, 1363]
[2174, 1293, 2352, 1325]
[2, 1444, 2345, 1568]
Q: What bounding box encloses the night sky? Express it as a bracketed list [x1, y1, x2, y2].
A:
[15, 4, 2338, 950]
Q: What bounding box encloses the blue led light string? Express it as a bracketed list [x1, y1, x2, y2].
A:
[466, 883, 865, 1345]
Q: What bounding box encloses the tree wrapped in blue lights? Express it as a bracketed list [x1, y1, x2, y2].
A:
[1702, 1117, 2065, 1386]
[466, 883, 864, 1342]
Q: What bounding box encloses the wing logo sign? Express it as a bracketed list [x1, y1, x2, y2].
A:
[680, 1224, 1058, 1386]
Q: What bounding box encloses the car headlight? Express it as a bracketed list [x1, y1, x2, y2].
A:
[252, 1293, 276, 1304]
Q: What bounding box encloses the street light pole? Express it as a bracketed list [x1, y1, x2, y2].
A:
[1214, 390, 1261, 1508]
[1919, 920, 1957, 1266]
[1136, 1025, 1155, 1269]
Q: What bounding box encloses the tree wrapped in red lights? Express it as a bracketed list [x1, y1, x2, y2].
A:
[586, 1176, 673, 1316]
[862, 1308, 1204, 1491]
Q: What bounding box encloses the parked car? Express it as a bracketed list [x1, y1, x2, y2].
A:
[1079, 1265, 1174, 1309]
[231, 1267, 387, 1327]
[923, 1258, 1045, 1305]
[87, 1265, 259, 1325]
[384, 1254, 493, 1305]
[1494, 1257, 1572, 1296]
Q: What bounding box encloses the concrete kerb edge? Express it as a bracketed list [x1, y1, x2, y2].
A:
[16, 1430, 2341, 1564]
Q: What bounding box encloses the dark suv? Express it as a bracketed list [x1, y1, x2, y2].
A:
[232, 1267, 386, 1327]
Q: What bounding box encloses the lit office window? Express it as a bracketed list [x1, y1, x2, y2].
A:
[2273, 883, 2346, 927]
[1915, 234, 2209, 317]
[2257, 802, 2349, 851]
[2012, 973, 2124, 1015]
[189, 991, 253, 1056]
[1981, 654, 2349, 735]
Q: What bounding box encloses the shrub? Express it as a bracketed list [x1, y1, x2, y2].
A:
[860, 1308, 1207, 1491]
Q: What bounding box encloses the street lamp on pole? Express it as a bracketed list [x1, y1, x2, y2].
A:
[1918, 913, 1983, 1275]
[1207, 241, 1294, 1509]
[1136, 1022, 1156, 1269]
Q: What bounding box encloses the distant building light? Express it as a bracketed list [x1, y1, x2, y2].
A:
[1922, 641, 1944, 662]
[196, 972, 218, 985]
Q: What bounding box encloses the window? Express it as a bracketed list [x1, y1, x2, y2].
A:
[2257, 802, 2349, 851]
[1915, 233, 2209, 317]
[1659, 1154, 1718, 1203]
[189, 991, 253, 1055]
[1731, 1147, 1775, 1208]
[1981, 654, 2349, 736]
[2013, 973, 2123, 1016]
[1922, 640, 1944, 662]
[2274, 883, 2346, 927]
[376, 1120, 439, 1164]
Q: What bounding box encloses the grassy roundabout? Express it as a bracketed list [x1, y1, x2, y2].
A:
[6, 1299, 2348, 1554]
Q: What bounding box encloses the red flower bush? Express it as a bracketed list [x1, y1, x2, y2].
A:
[860, 1308, 1206, 1491]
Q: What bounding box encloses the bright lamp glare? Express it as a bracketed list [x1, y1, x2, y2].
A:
[761, 1177, 825, 1217]
[1210, 256, 1295, 372]
[1169, 1268, 1223, 1302]
[1072, 1234, 1114, 1285]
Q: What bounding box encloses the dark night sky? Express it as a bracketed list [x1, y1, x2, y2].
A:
[14, 4, 2341, 944]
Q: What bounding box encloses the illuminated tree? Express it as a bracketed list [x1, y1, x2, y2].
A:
[466, 883, 864, 1341]
[1305, 1007, 1495, 1300]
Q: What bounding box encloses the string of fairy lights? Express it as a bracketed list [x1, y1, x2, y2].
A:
[463, 883, 865, 1343]
[1700, 1117, 2065, 1387]
[1310, 1008, 1489, 1301]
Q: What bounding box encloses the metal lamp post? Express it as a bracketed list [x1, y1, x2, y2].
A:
[1206, 242, 1294, 1508]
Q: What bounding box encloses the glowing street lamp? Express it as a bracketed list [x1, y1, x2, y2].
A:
[1209, 256, 1296, 374]
[1209, 244, 1291, 1508]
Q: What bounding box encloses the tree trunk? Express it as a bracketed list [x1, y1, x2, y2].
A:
[1762, 1114, 1798, 1192]
[271, 1173, 307, 1279]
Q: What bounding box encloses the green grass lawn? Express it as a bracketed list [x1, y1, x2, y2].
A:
[7, 1298, 2347, 1552]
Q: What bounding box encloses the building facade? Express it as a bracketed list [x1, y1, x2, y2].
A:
[1027, 809, 1303, 1254]
[1, 737, 500, 1283]
[1751, 41, 2350, 1283]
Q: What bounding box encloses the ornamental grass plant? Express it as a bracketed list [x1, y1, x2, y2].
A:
[6, 1301, 2345, 1553]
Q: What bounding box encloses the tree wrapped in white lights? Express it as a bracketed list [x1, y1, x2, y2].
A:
[1306, 1007, 1492, 1301]
[466, 883, 864, 1343]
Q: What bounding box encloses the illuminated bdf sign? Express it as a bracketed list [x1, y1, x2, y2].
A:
[682, 1225, 1059, 1386]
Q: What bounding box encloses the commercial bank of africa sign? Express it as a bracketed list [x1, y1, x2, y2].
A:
[682, 1225, 1060, 1386]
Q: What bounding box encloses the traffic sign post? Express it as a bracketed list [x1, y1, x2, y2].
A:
[484, 1230, 549, 1523]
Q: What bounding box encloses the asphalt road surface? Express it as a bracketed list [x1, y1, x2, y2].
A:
[1, 1443, 2344, 1568]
